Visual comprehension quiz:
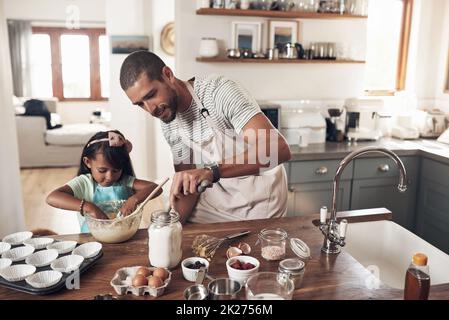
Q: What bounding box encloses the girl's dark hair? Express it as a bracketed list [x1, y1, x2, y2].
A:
[77, 130, 135, 178]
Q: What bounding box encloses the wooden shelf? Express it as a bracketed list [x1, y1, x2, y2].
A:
[196, 8, 367, 20]
[196, 57, 365, 64]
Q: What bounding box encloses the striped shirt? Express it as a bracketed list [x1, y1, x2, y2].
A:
[161, 75, 261, 164]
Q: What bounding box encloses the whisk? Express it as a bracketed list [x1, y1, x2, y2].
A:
[192, 230, 250, 260]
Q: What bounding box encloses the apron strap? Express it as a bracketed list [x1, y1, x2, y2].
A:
[185, 81, 219, 131]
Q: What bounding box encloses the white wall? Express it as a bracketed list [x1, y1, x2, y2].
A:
[106, 0, 157, 180]
[57, 101, 109, 124]
[0, 0, 25, 236]
[409, 0, 449, 112]
[176, 0, 367, 100]
[151, 0, 175, 180]
[435, 0, 449, 111]
[3, 0, 105, 22]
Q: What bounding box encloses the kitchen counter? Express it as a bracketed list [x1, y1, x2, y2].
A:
[1, 209, 448, 300]
[290, 138, 449, 164]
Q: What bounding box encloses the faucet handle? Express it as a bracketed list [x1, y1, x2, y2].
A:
[320, 206, 328, 224]
[339, 219, 348, 238]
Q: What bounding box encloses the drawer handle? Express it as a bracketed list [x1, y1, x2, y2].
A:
[315, 167, 328, 175]
[378, 164, 390, 172]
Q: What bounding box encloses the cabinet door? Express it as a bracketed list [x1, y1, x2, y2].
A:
[416, 158, 449, 254]
[287, 181, 351, 217]
[350, 177, 418, 230]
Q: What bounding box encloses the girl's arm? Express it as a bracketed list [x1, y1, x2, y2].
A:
[46, 185, 108, 219]
[120, 179, 162, 216]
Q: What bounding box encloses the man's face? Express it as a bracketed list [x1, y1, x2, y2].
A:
[125, 71, 178, 123]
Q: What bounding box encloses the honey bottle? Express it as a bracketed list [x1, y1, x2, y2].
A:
[404, 253, 430, 300]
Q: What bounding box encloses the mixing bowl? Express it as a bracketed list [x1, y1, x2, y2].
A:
[85, 200, 143, 244]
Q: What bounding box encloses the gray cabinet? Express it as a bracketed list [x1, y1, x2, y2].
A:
[286, 159, 353, 216]
[350, 156, 419, 230]
[287, 181, 351, 217]
[416, 158, 449, 254]
[286, 156, 419, 229]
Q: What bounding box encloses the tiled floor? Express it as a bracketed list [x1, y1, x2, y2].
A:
[21, 167, 165, 235]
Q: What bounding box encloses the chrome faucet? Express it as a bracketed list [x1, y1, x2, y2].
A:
[319, 147, 408, 254]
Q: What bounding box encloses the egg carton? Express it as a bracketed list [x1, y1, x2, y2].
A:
[110, 266, 172, 297]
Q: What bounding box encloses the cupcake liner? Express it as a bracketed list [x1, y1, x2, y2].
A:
[23, 238, 55, 250]
[0, 264, 36, 282]
[2, 231, 33, 246]
[25, 270, 63, 288]
[46, 241, 77, 254]
[25, 249, 59, 267]
[2, 245, 35, 262]
[72, 242, 102, 259]
[51, 254, 84, 273]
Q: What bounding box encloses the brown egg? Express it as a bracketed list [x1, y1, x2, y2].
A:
[136, 267, 152, 278]
[132, 274, 148, 287]
[147, 275, 163, 288]
[152, 268, 169, 281]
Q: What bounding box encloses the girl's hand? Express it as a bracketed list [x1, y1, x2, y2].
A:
[120, 197, 138, 217]
[84, 202, 109, 220]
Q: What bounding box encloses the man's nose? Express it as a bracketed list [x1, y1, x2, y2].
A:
[143, 101, 158, 116]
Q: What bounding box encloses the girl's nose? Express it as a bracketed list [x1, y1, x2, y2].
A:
[105, 171, 113, 181]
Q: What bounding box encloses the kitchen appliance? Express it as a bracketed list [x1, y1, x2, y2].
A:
[326, 108, 345, 142]
[417, 109, 447, 138]
[391, 114, 420, 140]
[344, 98, 383, 142]
[280, 109, 326, 145]
[437, 127, 449, 145]
[259, 102, 281, 129]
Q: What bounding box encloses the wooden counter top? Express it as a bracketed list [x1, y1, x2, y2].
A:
[1, 210, 448, 300]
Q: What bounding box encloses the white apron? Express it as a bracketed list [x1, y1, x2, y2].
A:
[176, 82, 288, 223]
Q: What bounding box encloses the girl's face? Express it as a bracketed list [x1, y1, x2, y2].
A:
[83, 153, 122, 187]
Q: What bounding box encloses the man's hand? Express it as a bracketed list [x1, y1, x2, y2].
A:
[170, 168, 213, 205]
[84, 202, 109, 220]
[119, 196, 138, 217]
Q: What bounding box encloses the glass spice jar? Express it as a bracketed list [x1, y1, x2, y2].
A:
[278, 258, 305, 289]
[258, 228, 288, 261]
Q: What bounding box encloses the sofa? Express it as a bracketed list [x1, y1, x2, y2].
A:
[15, 98, 109, 168]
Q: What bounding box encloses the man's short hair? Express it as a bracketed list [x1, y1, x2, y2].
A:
[120, 51, 166, 91]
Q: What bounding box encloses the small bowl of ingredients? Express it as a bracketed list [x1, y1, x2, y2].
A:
[181, 257, 209, 282]
[226, 256, 260, 285]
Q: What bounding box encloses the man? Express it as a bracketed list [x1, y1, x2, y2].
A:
[120, 51, 291, 224]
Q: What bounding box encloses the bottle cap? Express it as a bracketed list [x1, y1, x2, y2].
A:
[412, 253, 428, 266]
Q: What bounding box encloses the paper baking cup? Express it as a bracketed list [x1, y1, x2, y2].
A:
[0, 242, 11, 255]
[23, 237, 55, 250]
[51, 254, 84, 273]
[25, 249, 59, 267]
[0, 258, 12, 270]
[72, 242, 102, 259]
[0, 264, 36, 282]
[46, 241, 77, 254]
[2, 231, 33, 246]
[25, 270, 62, 288]
[2, 245, 35, 262]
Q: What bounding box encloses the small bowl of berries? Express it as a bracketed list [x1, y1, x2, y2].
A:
[226, 256, 260, 285]
[181, 257, 209, 282]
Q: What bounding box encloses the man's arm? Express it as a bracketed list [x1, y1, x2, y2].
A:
[170, 163, 200, 224]
[170, 113, 291, 200]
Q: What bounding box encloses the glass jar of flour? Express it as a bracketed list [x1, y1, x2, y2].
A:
[148, 210, 183, 269]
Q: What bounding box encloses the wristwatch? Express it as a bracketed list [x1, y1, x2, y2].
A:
[204, 162, 221, 183]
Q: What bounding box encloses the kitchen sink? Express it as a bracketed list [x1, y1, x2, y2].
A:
[343, 220, 449, 289]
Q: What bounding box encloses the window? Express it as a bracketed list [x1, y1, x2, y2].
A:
[30, 27, 109, 101]
[364, 0, 413, 94]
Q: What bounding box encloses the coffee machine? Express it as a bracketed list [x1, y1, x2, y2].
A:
[344, 98, 383, 142]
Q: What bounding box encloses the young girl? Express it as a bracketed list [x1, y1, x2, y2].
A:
[46, 130, 161, 233]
